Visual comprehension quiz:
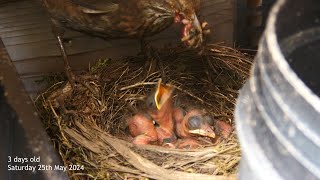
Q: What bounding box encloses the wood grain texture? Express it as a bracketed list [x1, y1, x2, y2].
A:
[0, 0, 234, 97]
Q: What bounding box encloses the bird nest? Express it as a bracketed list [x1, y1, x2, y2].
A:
[35, 44, 253, 179]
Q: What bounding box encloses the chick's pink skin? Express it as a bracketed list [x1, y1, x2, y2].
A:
[173, 107, 188, 138]
[156, 127, 177, 145]
[215, 120, 233, 139]
[128, 113, 158, 145]
[173, 108, 215, 139]
[176, 138, 202, 149]
[173, 108, 215, 149]
[148, 84, 176, 145]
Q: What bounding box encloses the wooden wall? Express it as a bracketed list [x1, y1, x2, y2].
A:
[0, 0, 234, 97]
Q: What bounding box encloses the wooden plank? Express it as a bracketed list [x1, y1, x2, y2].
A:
[2, 31, 83, 46]
[0, 0, 41, 8]
[0, 2, 46, 26]
[0, 0, 36, 11]
[0, 1, 42, 15]
[6, 35, 117, 61]
[0, 8, 41, 20]
[0, 23, 48, 34]
[0, 0, 235, 98]
[0, 13, 47, 25]
[20, 75, 48, 98]
[7, 32, 186, 62]
[0, 0, 20, 5]
[3, 35, 56, 49]
[200, 0, 234, 45]
[0, 18, 48, 30]
[0, 26, 52, 38]
[13, 44, 139, 76]
[0, 38, 69, 178]
[1, 0, 234, 66]
[0, 15, 46, 26]
[0, 6, 47, 23]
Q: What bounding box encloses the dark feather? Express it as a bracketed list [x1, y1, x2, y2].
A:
[71, 0, 119, 13]
[42, 0, 201, 43]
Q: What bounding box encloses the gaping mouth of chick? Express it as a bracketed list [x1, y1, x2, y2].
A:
[154, 79, 173, 110]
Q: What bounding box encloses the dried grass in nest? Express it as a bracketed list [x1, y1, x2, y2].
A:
[34, 43, 253, 180]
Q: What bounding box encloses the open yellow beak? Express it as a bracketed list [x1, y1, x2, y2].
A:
[154, 79, 173, 110]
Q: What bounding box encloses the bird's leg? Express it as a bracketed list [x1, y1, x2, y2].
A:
[140, 38, 156, 75]
[56, 36, 75, 85]
[140, 38, 153, 60]
[51, 22, 99, 96]
[51, 19, 76, 88]
[153, 49, 166, 82]
[139, 38, 166, 81]
[140, 38, 148, 53]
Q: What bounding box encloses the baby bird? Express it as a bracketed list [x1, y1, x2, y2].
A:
[128, 113, 158, 145]
[173, 108, 215, 148]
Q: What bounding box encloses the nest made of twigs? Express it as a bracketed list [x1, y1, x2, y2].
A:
[35, 43, 253, 180]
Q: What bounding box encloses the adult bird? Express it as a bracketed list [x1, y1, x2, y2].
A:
[41, 0, 209, 86]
